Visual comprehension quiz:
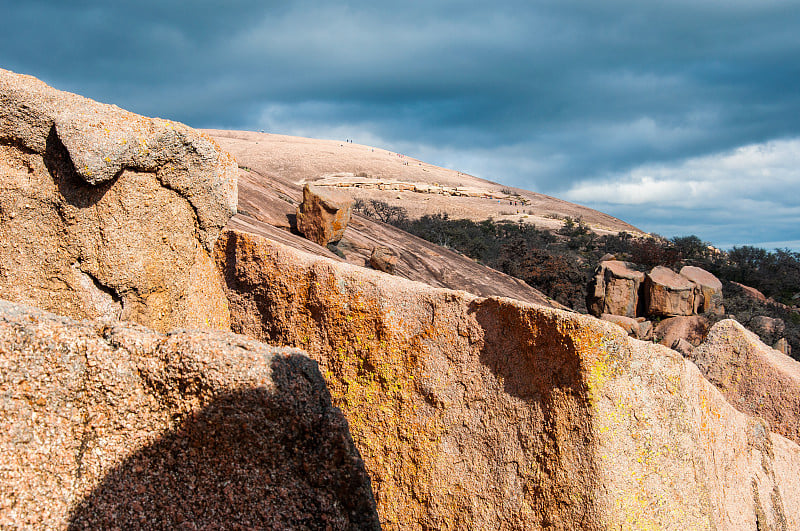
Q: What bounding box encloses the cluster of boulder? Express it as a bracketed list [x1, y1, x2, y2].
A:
[588, 257, 794, 358]
[4, 69, 800, 529]
[587, 259, 724, 352]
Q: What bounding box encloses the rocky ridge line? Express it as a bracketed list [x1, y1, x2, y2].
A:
[0, 68, 236, 250]
[216, 228, 800, 530]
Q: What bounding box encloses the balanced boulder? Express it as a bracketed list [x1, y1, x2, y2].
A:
[680, 265, 723, 314]
[587, 260, 644, 317]
[643, 266, 695, 316]
[0, 69, 236, 332]
[295, 184, 353, 246]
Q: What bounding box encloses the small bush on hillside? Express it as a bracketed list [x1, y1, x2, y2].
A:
[354, 199, 409, 226]
[356, 199, 800, 348]
[558, 217, 595, 251]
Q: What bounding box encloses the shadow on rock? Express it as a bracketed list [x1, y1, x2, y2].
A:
[469, 298, 600, 527]
[67, 353, 381, 530]
[44, 126, 116, 208]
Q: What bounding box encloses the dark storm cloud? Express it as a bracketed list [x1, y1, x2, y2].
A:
[2, 0, 800, 247]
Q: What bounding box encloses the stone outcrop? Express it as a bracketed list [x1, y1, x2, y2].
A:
[587, 260, 644, 317]
[0, 299, 380, 529]
[0, 69, 236, 332]
[369, 246, 398, 274]
[654, 315, 711, 352]
[689, 319, 800, 446]
[680, 265, 724, 314]
[733, 281, 768, 302]
[751, 315, 786, 338]
[216, 229, 800, 530]
[296, 184, 353, 246]
[643, 265, 696, 316]
[589, 264, 724, 346]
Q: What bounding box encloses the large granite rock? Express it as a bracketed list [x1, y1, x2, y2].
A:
[296, 184, 353, 246]
[216, 229, 800, 530]
[0, 299, 379, 530]
[680, 265, 724, 314]
[0, 69, 236, 332]
[587, 260, 644, 317]
[689, 319, 800, 446]
[643, 266, 696, 316]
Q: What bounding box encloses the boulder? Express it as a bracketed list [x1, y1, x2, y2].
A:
[587, 260, 644, 317]
[600, 313, 652, 340]
[750, 315, 786, 343]
[601, 313, 639, 335]
[679, 265, 724, 314]
[296, 184, 353, 246]
[369, 246, 398, 274]
[216, 229, 800, 530]
[654, 315, 711, 349]
[0, 69, 236, 332]
[671, 337, 695, 356]
[0, 299, 379, 530]
[732, 281, 767, 302]
[643, 266, 695, 316]
[690, 319, 800, 446]
[637, 319, 653, 341]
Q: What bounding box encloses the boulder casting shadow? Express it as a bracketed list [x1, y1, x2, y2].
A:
[67, 353, 381, 530]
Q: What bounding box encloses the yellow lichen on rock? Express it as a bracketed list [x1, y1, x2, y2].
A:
[216, 229, 800, 530]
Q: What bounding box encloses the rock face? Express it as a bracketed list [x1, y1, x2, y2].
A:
[0, 69, 236, 332]
[296, 184, 354, 246]
[587, 260, 644, 317]
[0, 299, 379, 530]
[690, 319, 800, 446]
[644, 265, 696, 316]
[680, 266, 724, 314]
[216, 229, 800, 530]
[369, 246, 398, 274]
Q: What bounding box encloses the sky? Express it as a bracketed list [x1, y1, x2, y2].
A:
[2, 0, 800, 250]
